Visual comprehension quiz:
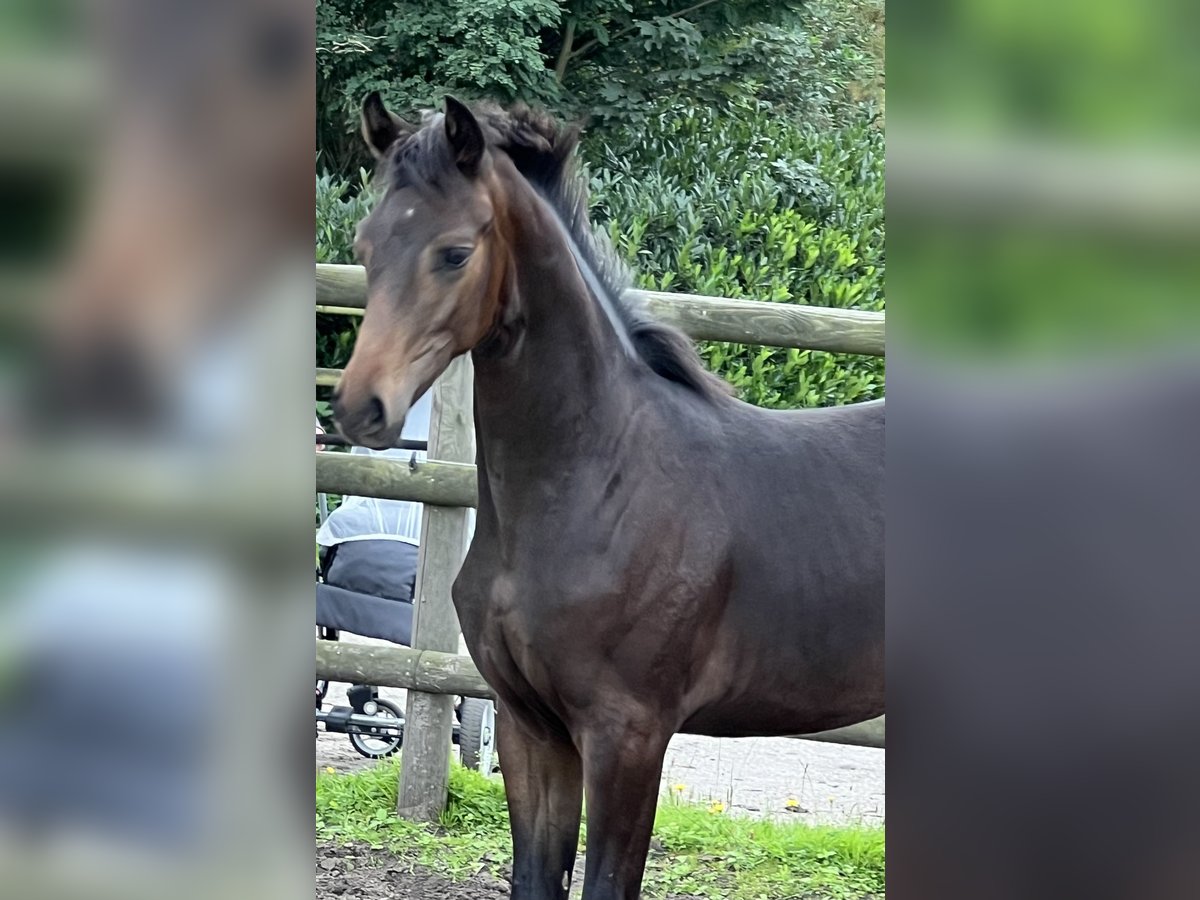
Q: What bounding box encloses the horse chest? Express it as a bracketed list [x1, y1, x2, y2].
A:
[452, 559, 584, 706]
[452, 517, 734, 714]
[454, 548, 626, 637]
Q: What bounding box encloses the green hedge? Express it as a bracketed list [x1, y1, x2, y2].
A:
[315, 170, 365, 374]
[586, 102, 883, 408]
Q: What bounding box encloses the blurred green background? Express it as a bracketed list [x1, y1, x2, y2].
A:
[888, 0, 1200, 357]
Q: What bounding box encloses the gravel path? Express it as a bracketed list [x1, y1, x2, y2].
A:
[317, 635, 883, 826]
[661, 734, 883, 824]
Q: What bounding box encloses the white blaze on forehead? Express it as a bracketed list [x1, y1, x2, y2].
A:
[403, 207, 415, 219]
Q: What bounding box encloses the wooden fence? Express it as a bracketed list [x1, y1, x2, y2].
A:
[314, 262, 886, 820]
[317, 264, 886, 356]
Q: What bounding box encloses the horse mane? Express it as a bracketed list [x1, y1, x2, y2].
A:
[387, 103, 731, 402]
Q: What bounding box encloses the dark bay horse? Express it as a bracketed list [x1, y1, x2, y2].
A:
[333, 95, 884, 900]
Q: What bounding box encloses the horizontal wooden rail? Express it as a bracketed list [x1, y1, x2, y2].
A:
[0, 452, 289, 547]
[315, 641, 884, 749]
[317, 641, 493, 699]
[316, 264, 885, 357]
[316, 451, 477, 507]
[889, 126, 1200, 233]
[786, 716, 885, 749]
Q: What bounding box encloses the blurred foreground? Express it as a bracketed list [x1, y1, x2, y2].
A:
[0, 2, 313, 898]
[888, 1, 1199, 899]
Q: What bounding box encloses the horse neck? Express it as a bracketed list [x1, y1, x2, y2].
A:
[470, 163, 637, 472]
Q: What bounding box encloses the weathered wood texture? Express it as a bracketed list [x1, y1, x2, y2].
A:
[316, 264, 368, 307]
[316, 641, 494, 699]
[637, 291, 884, 356]
[315, 452, 477, 508]
[397, 355, 475, 821]
[790, 716, 885, 749]
[315, 264, 885, 357]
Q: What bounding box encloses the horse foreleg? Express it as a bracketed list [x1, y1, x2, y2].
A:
[579, 718, 671, 900]
[498, 707, 584, 900]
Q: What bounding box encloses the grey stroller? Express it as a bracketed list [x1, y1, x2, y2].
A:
[315, 437, 496, 772]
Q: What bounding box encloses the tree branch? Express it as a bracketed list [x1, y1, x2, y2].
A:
[568, 0, 724, 64]
[554, 18, 577, 83]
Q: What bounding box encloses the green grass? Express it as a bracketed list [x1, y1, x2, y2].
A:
[316, 761, 884, 899]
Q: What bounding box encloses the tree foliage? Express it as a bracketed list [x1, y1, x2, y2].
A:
[317, 0, 799, 175]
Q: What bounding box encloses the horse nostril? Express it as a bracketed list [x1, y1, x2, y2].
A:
[330, 389, 386, 436]
[363, 395, 386, 429]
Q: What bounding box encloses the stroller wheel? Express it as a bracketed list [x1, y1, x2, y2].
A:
[348, 698, 404, 759]
[458, 698, 497, 774]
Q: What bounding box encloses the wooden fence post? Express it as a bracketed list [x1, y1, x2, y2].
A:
[397, 355, 474, 821]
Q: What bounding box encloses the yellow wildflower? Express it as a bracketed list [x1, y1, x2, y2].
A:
[709, 801, 726, 814]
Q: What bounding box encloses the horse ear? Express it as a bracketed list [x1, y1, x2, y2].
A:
[361, 91, 405, 159]
[443, 96, 485, 176]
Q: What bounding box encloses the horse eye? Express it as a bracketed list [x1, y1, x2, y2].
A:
[440, 247, 472, 270]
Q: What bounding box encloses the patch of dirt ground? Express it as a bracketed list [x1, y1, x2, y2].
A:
[317, 842, 508, 899]
[316, 842, 706, 900]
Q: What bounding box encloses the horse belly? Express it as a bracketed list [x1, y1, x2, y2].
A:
[679, 658, 883, 738]
[678, 577, 884, 738]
